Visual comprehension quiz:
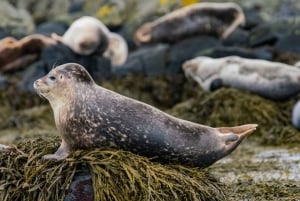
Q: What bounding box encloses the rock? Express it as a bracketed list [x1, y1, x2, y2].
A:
[243, 7, 265, 30]
[0, 1, 35, 37]
[275, 34, 300, 54]
[0, 144, 11, 151]
[35, 21, 68, 37]
[0, 28, 9, 40]
[64, 168, 94, 201]
[248, 17, 300, 47]
[292, 100, 300, 130]
[206, 46, 273, 61]
[14, 0, 70, 24]
[42, 44, 112, 82]
[168, 36, 221, 74]
[0, 74, 8, 90]
[222, 28, 249, 46]
[17, 61, 48, 93]
[68, 0, 85, 13]
[114, 44, 169, 77]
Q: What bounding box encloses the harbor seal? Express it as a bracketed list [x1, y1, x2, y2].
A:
[52, 16, 128, 66]
[51, 16, 110, 55]
[134, 2, 245, 44]
[103, 32, 128, 66]
[33, 63, 257, 168]
[183, 56, 300, 100]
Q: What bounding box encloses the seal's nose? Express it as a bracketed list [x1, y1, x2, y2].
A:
[33, 79, 41, 89]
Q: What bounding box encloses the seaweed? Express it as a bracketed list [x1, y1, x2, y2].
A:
[168, 87, 300, 145]
[0, 137, 226, 201]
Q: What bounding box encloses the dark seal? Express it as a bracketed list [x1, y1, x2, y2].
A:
[134, 2, 245, 44]
[33, 63, 257, 168]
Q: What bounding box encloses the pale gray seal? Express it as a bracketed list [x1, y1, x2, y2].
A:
[183, 56, 300, 100]
[134, 2, 245, 44]
[33, 63, 257, 168]
[51, 16, 110, 55]
[103, 32, 128, 66]
[52, 16, 128, 66]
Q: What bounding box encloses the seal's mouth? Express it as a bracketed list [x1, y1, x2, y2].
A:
[33, 80, 49, 98]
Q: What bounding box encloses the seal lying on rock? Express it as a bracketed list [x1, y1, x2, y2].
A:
[103, 32, 128, 67]
[33, 63, 256, 168]
[183, 56, 300, 100]
[52, 16, 128, 66]
[134, 2, 245, 44]
[0, 34, 56, 73]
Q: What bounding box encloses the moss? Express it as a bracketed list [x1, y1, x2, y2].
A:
[0, 137, 225, 201]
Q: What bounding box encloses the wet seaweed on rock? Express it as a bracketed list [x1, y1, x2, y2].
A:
[0, 137, 226, 201]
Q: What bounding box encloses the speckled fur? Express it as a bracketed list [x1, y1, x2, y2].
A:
[183, 56, 300, 101]
[34, 63, 256, 167]
[134, 2, 245, 44]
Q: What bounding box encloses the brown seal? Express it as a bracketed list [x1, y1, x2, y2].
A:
[134, 2, 245, 44]
[0, 34, 56, 73]
[33, 63, 257, 168]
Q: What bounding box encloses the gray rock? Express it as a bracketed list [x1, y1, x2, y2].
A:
[0, 74, 8, 90]
[14, 0, 70, 24]
[0, 1, 35, 37]
[17, 61, 47, 93]
[0, 144, 11, 151]
[35, 21, 68, 37]
[292, 100, 300, 130]
[222, 28, 249, 46]
[115, 44, 169, 77]
[168, 36, 221, 74]
[42, 44, 112, 82]
[206, 46, 273, 61]
[248, 17, 300, 47]
[64, 168, 94, 201]
[275, 34, 300, 54]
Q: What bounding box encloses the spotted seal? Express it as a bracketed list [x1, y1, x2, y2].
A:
[183, 56, 300, 100]
[134, 2, 245, 44]
[33, 63, 256, 168]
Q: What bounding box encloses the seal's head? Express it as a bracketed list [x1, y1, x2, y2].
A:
[33, 63, 94, 102]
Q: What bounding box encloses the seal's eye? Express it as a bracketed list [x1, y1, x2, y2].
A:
[59, 75, 63, 80]
[49, 76, 56, 81]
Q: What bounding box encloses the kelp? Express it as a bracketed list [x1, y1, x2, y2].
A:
[0, 137, 226, 201]
[168, 87, 300, 145]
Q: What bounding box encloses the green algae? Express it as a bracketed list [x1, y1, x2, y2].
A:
[0, 137, 225, 201]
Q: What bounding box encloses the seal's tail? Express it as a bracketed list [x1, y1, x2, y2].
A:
[216, 124, 257, 153]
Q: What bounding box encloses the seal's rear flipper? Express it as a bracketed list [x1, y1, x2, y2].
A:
[217, 124, 257, 153]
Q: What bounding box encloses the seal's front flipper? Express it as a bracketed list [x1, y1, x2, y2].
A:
[42, 140, 70, 160]
[217, 124, 257, 153]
